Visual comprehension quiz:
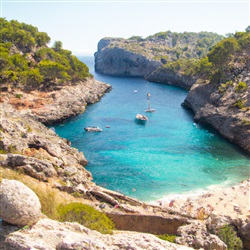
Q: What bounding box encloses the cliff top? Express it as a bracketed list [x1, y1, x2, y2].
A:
[98, 31, 224, 62]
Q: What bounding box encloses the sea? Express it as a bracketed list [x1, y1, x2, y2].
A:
[52, 56, 250, 202]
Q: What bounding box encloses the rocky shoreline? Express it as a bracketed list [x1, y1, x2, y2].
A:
[0, 76, 250, 249]
[1, 77, 111, 124]
[183, 79, 250, 155]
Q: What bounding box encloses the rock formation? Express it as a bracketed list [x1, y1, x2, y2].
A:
[0, 179, 41, 227]
[95, 32, 223, 89]
[95, 42, 161, 77]
[183, 68, 250, 154]
[1, 20, 249, 248]
[3, 218, 192, 250]
[176, 221, 227, 250]
[146, 66, 196, 90]
[1, 77, 111, 125]
[0, 103, 93, 192]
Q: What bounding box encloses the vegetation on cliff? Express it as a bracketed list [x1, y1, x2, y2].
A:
[217, 225, 243, 250]
[197, 28, 250, 112]
[206, 30, 250, 83]
[183, 28, 250, 153]
[57, 202, 115, 234]
[111, 31, 224, 61]
[158, 28, 250, 93]
[0, 18, 91, 90]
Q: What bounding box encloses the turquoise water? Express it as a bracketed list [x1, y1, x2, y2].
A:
[53, 56, 250, 202]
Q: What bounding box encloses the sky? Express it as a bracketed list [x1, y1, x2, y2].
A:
[1, 0, 250, 55]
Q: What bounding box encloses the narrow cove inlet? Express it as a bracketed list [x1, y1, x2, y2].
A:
[52, 56, 250, 202]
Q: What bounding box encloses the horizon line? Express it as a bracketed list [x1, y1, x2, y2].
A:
[2, 0, 249, 3]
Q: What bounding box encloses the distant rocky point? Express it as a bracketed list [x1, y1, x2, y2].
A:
[95, 31, 224, 89]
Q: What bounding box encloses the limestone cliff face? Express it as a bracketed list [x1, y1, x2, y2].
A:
[95, 39, 161, 77]
[95, 41, 195, 90]
[0, 103, 93, 192]
[94, 32, 223, 89]
[183, 68, 250, 154]
[146, 67, 197, 90]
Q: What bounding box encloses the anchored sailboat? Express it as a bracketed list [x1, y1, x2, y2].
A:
[145, 92, 156, 112]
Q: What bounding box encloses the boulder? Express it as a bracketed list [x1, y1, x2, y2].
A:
[206, 213, 250, 250]
[0, 179, 41, 227]
[176, 221, 227, 250]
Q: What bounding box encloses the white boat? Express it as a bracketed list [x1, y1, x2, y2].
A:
[136, 114, 148, 121]
[145, 108, 156, 112]
[145, 92, 156, 112]
[84, 126, 102, 132]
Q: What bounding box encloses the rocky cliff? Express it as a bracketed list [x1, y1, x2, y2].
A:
[183, 44, 250, 154]
[94, 32, 223, 89]
[146, 66, 197, 90]
[95, 44, 161, 77]
[1, 77, 111, 124]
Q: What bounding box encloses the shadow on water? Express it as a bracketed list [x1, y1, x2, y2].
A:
[134, 119, 148, 126]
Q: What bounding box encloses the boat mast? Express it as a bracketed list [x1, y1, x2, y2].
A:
[147, 92, 150, 110]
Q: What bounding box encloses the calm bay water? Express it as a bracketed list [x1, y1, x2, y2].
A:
[53, 56, 250, 202]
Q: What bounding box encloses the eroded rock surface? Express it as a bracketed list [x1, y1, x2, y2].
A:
[95, 44, 161, 77]
[1, 77, 111, 124]
[3, 218, 193, 250]
[183, 67, 250, 154]
[176, 221, 227, 250]
[0, 104, 93, 192]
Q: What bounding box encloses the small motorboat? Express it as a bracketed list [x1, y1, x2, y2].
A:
[136, 114, 148, 121]
[84, 126, 102, 132]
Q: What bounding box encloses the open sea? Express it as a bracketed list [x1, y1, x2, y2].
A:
[52, 56, 250, 202]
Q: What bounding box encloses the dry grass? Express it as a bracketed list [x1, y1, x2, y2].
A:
[0, 166, 88, 219]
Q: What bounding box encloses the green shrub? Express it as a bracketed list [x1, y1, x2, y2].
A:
[235, 81, 247, 92]
[156, 234, 177, 243]
[57, 202, 115, 234]
[15, 93, 23, 99]
[218, 80, 233, 93]
[8, 144, 17, 153]
[234, 99, 244, 109]
[242, 118, 250, 125]
[217, 225, 243, 250]
[0, 148, 8, 154]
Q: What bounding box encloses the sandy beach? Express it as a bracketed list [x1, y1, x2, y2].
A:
[155, 179, 250, 220]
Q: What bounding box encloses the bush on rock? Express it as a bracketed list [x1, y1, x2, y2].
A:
[57, 202, 115, 234]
